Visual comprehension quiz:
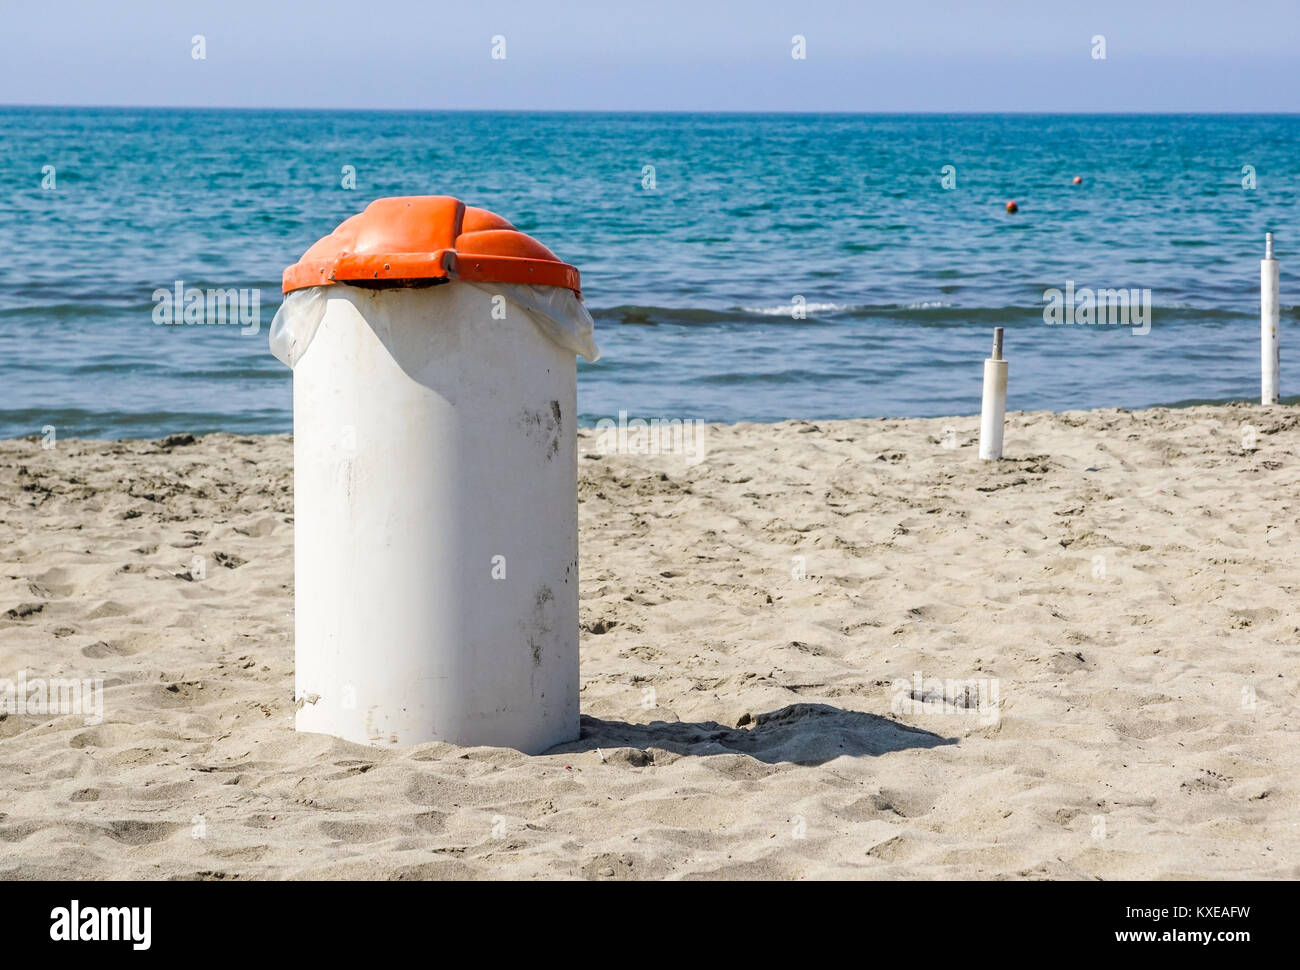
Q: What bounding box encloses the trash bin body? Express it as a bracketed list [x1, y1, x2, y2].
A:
[275, 196, 594, 754]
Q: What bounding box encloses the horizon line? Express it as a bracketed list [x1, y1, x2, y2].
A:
[3, 103, 1299, 116]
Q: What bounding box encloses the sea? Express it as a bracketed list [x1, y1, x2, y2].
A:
[1, 108, 1296, 438]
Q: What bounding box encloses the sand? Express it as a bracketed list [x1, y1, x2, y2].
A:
[1, 404, 1297, 880]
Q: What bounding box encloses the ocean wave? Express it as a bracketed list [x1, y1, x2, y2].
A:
[738, 302, 861, 316]
[587, 302, 1259, 326]
[0, 407, 287, 440]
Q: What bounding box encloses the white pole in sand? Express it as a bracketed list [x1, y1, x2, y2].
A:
[1262, 231, 1280, 405]
[979, 327, 1007, 460]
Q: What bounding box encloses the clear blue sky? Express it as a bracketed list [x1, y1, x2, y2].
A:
[3, 0, 1297, 112]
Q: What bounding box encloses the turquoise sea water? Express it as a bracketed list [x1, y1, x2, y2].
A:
[1, 108, 1297, 438]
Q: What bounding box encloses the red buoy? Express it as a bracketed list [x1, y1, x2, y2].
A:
[1072, 175, 1083, 185]
[1005, 200, 1019, 214]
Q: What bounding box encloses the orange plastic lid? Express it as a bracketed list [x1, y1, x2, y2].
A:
[282, 196, 580, 295]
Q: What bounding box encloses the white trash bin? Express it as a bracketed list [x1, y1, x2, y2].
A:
[271, 196, 597, 754]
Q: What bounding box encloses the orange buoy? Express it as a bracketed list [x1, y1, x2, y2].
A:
[1072, 175, 1083, 185]
[1005, 200, 1019, 214]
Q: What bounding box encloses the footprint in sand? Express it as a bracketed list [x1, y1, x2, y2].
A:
[81, 640, 141, 659]
[101, 819, 181, 845]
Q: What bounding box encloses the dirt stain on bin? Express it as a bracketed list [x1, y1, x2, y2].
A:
[528, 585, 555, 669]
[519, 402, 562, 461]
[335, 458, 356, 506]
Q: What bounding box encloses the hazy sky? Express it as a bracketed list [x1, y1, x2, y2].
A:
[3, 0, 1297, 112]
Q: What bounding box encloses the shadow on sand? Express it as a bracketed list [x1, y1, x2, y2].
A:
[552, 702, 956, 767]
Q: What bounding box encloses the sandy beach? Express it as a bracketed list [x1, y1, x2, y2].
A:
[1, 404, 1297, 880]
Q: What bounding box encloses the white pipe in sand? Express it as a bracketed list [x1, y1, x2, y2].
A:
[979, 327, 1007, 460]
[1262, 231, 1280, 405]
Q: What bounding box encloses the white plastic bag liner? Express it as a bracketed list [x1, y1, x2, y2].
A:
[269, 286, 328, 368]
[467, 282, 599, 363]
[270, 281, 598, 368]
